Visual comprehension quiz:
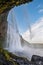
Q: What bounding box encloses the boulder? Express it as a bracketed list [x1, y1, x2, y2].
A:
[31, 55, 43, 65]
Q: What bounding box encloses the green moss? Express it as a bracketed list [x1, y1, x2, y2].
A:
[0, 48, 18, 65]
[0, 48, 10, 60]
[0, 0, 32, 14]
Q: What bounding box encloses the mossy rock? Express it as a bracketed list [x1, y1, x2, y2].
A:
[0, 0, 32, 14]
[0, 48, 30, 65]
[0, 48, 18, 65]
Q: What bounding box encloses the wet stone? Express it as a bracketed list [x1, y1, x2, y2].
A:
[31, 55, 43, 65]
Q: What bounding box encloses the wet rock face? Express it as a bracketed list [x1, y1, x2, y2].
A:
[0, 12, 8, 48]
[31, 55, 43, 65]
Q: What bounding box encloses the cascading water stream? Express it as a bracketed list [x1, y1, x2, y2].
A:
[6, 10, 23, 53]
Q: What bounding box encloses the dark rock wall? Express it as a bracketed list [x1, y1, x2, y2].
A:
[0, 11, 8, 48]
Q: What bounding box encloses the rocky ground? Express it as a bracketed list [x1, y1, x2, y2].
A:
[0, 48, 32, 65]
[0, 48, 43, 65]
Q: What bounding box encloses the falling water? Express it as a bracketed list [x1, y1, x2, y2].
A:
[6, 10, 23, 53]
[4, 8, 43, 60]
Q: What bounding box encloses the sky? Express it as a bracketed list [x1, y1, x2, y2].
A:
[7, 0, 43, 35]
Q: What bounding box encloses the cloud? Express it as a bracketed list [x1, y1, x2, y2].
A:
[22, 17, 43, 43]
[38, 9, 43, 13]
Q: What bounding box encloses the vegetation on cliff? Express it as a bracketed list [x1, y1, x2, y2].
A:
[0, 0, 32, 14]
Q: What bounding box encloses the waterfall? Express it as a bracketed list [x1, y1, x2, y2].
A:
[6, 9, 23, 53]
